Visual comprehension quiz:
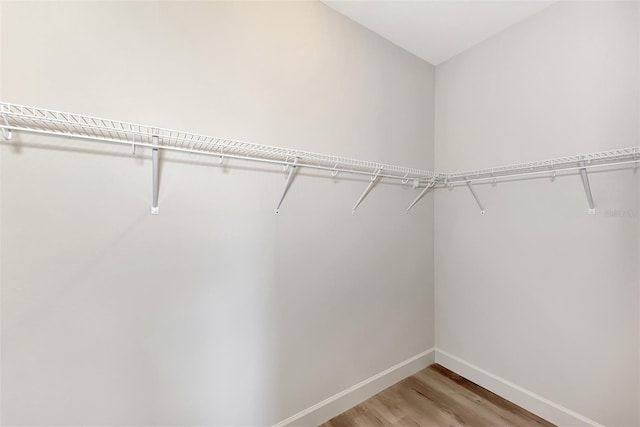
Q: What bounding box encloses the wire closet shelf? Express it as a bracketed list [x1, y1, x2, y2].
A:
[1, 101, 639, 214]
[0, 102, 441, 183]
[446, 146, 640, 185]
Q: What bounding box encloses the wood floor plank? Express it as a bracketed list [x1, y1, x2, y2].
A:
[429, 365, 553, 426]
[414, 368, 530, 426]
[351, 405, 388, 427]
[392, 416, 422, 427]
[403, 375, 500, 427]
[366, 396, 401, 424]
[395, 377, 466, 426]
[319, 364, 556, 427]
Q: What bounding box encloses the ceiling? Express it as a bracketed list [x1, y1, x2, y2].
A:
[322, 1, 555, 65]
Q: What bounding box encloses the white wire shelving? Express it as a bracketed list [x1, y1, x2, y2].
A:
[0, 102, 443, 214]
[444, 146, 640, 215]
[1, 101, 638, 215]
[0, 102, 442, 182]
[446, 146, 640, 185]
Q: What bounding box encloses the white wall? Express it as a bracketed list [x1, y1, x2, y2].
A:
[435, 2, 639, 426]
[0, 2, 435, 425]
[637, 3, 640, 424]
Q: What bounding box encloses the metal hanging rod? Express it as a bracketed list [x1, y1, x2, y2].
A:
[0, 102, 441, 183]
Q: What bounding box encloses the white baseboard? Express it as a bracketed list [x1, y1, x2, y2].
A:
[435, 348, 604, 427]
[272, 348, 435, 427]
[271, 347, 602, 427]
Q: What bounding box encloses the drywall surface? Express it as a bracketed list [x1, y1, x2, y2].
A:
[435, 2, 639, 426]
[637, 4, 640, 425]
[0, 2, 435, 425]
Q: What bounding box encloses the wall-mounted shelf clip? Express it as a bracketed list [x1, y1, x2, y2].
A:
[131, 133, 137, 155]
[465, 179, 485, 215]
[151, 130, 160, 215]
[331, 163, 339, 177]
[406, 178, 437, 212]
[352, 169, 381, 214]
[275, 157, 299, 214]
[401, 173, 409, 185]
[578, 161, 596, 215]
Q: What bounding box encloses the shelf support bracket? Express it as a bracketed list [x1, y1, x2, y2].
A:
[352, 169, 381, 214]
[579, 162, 596, 214]
[275, 158, 299, 214]
[151, 132, 160, 215]
[406, 178, 436, 212]
[466, 179, 486, 215]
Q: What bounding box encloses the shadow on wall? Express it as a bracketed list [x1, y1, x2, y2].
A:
[1, 137, 285, 424]
[1, 130, 431, 425]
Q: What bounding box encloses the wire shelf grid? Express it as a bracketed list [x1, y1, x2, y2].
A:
[446, 146, 640, 183]
[0, 102, 442, 182]
[2, 102, 639, 189]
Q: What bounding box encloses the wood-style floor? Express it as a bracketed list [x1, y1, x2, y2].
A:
[320, 364, 555, 427]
